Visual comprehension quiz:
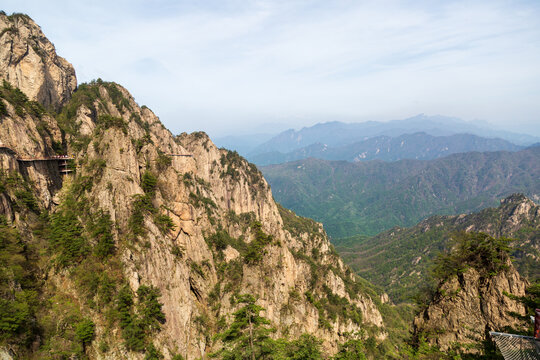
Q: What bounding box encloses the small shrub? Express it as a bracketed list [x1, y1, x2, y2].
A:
[49, 198, 89, 267]
[244, 222, 273, 265]
[190, 262, 205, 279]
[123, 320, 146, 352]
[206, 230, 234, 251]
[154, 214, 175, 234]
[97, 114, 128, 134]
[89, 211, 115, 258]
[137, 286, 166, 331]
[144, 344, 164, 360]
[0, 99, 7, 117]
[431, 232, 512, 282]
[116, 285, 134, 328]
[103, 82, 131, 113]
[0, 80, 29, 117]
[287, 334, 323, 360]
[333, 339, 367, 360]
[128, 194, 155, 237]
[115, 284, 165, 352]
[170, 244, 184, 258]
[15, 189, 39, 213]
[141, 171, 158, 194]
[98, 340, 110, 353]
[0, 221, 38, 344]
[156, 152, 171, 171]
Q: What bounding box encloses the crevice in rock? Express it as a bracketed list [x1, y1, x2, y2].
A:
[189, 277, 203, 302]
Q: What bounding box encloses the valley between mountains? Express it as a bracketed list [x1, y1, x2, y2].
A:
[0, 11, 538, 360]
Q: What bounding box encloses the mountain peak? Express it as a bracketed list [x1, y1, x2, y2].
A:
[0, 11, 77, 110]
[501, 193, 531, 205]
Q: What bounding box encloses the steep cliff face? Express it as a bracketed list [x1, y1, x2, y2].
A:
[60, 80, 385, 358]
[0, 78, 64, 212]
[414, 264, 528, 354]
[0, 12, 76, 110]
[0, 13, 386, 359]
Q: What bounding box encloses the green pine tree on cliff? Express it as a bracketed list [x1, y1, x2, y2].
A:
[211, 294, 276, 360]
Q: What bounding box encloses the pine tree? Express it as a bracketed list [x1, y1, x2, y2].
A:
[211, 294, 276, 360]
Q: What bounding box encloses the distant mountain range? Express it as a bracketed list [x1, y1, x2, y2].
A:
[249, 132, 523, 165]
[246, 114, 539, 158]
[335, 194, 540, 303]
[261, 146, 540, 238]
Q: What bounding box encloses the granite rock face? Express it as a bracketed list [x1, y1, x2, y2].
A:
[0, 12, 76, 110]
[413, 261, 528, 354]
[62, 83, 385, 358]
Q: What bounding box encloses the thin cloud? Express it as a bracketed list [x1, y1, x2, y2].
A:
[1, 0, 539, 136]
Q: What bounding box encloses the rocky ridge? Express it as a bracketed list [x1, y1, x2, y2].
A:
[0, 13, 387, 359]
[413, 260, 528, 354]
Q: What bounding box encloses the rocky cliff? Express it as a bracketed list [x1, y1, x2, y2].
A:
[0, 12, 76, 110]
[413, 233, 529, 356]
[0, 13, 386, 359]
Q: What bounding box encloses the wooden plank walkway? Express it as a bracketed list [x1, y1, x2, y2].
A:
[1, 145, 191, 175]
[0, 145, 74, 174]
[17, 155, 74, 162]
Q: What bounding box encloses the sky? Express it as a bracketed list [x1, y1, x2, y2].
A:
[2, 0, 540, 137]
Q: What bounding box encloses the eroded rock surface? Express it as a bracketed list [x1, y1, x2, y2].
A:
[0, 12, 76, 110]
[413, 262, 528, 354]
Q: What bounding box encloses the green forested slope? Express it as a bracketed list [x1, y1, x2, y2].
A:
[334, 194, 540, 302]
[262, 147, 540, 237]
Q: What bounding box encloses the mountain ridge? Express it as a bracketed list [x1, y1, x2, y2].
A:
[262, 147, 540, 237]
[250, 132, 523, 165]
[335, 194, 540, 303]
[248, 115, 539, 157]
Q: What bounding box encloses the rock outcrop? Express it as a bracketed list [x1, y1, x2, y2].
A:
[460, 193, 540, 238]
[0, 78, 64, 209]
[413, 260, 528, 355]
[0, 12, 76, 110]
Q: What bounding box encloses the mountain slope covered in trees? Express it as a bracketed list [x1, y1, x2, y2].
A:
[335, 194, 539, 302]
[262, 147, 540, 237]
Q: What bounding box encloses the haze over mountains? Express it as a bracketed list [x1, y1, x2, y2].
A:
[1, 10, 539, 360]
[214, 114, 539, 162]
[250, 132, 523, 166]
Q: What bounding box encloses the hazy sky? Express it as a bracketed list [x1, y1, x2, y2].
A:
[3, 0, 540, 137]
